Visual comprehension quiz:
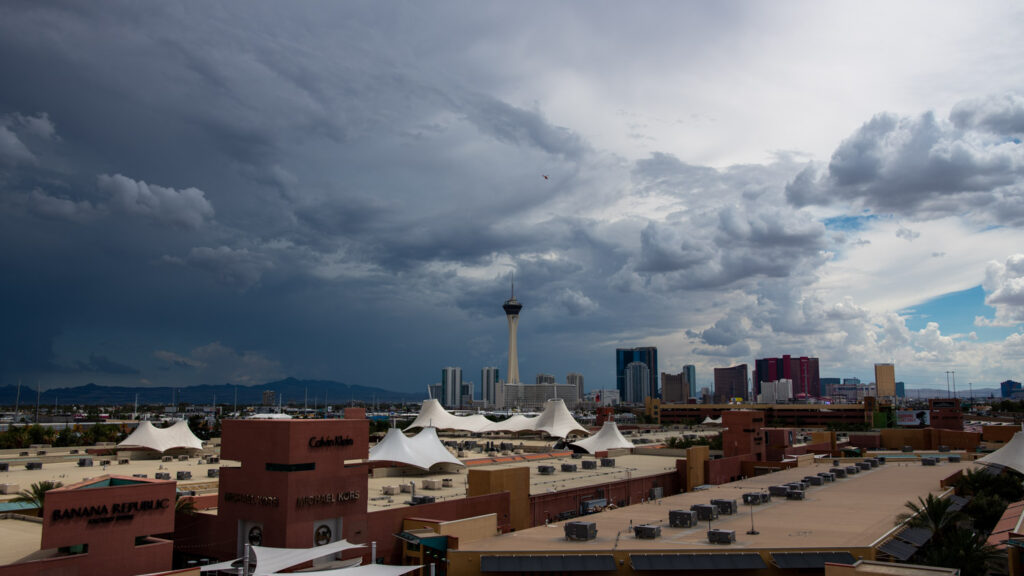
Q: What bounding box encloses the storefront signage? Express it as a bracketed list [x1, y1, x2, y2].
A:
[224, 492, 280, 507]
[295, 490, 360, 507]
[308, 435, 355, 448]
[51, 498, 170, 524]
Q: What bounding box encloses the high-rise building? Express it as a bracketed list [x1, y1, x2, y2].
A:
[820, 377, 841, 397]
[442, 366, 462, 408]
[535, 373, 556, 385]
[566, 372, 584, 401]
[624, 361, 650, 404]
[503, 278, 523, 384]
[481, 367, 499, 406]
[262, 390, 276, 406]
[713, 364, 748, 402]
[683, 365, 697, 398]
[616, 347, 658, 403]
[460, 381, 474, 407]
[753, 355, 820, 398]
[661, 371, 688, 403]
[1001, 380, 1022, 398]
[895, 381, 906, 398]
[875, 363, 896, 397]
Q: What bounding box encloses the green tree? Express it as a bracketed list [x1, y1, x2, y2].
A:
[13, 480, 64, 510]
[920, 527, 1000, 576]
[175, 496, 196, 515]
[965, 493, 1008, 534]
[896, 493, 964, 544]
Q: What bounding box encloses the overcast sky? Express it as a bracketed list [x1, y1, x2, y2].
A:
[2, 1, 1024, 396]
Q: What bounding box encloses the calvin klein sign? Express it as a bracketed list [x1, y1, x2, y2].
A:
[308, 435, 355, 448]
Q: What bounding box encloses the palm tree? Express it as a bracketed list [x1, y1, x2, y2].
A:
[13, 480, 63, 510]
[175, 496, 196, 515]
[896, 493, 964, 543]
[920, 527, 1000, 576]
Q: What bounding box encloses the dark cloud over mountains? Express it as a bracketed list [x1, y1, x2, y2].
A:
[2, 2, 1024, 392]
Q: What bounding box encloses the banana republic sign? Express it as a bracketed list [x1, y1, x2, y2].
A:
[51, 498, 170, 525]
[308, 435, 355, 449]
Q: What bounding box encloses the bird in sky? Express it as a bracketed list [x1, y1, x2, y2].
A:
[542, 174, 549, 180]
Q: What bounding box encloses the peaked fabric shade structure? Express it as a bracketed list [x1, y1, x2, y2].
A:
[977, 430, 1024, 474]
[369, 427, 464, 470]
[571, 420, 634, 454]
[117, 420, 203, 453]
[251, 539, 364, 575]
[405, 398, 589, 439]
[281, 564, 423, 576]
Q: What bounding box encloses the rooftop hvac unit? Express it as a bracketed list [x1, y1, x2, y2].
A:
[581, 498, 607, 514]
[582, 460, 597, 470]
[786, 489, 806, 500]
[691, 503, 719, 521]
[601, 458, 616, 467]
[208, 456, 220, 464]
[856, 462, 871, 470]
[817, 472, 835, 482]
[100, 460, 111, 466]
[176, 471, 192, 480]
[156, 472, 171, 480]
[162, 456, 173, 462]
[25, 462, 42, 470]
[423, 479, 443, 489]
[572, 452, 583, 459]
[207, 469, 219, 478]
[830, 467, 847, 478]
[938, 445, 951, 453]
[866, 458, 879, 468]
[442, 478, 454, 487]
[410, 495, 436, 505]
[70, 449, 79, 454]
[845, 466, 860, 475]
[922, 458, 937, 466]
[711, 499, 737, 515]
[561, 464, 578, 473]
[804, 476, 824, 486]
[77, 458, 93, 467]
[0, 463, 8, 472]
[707, 529, 736, 544]
[132, 473, 147, 478]
[178, 455, 189, 461]
[564, 521, 598, 541]
[876, 456, 887, 465]
[538, 465, 555, 475]
[742, 492, 770, 505]
[769, 485, 791, 497]
[669, 509, 698, 527]
[786, 482, 808, 491]
[650, 487, 664, 500]
[948, 455, 962, 463]
[118, 459, 129, 465]
[634, 524, 662, 539]
[902, 445, 914, 453]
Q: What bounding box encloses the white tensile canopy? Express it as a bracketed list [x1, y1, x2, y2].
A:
[404, 398, 588, 439]
[286, 565, 422, 576]
[532, 399, 588, 439]
[480, 413, 538, 433]
[368, 427, 464, 471]
[570, 420, 635, 454]
[251, 539, 364, 575]
[117, 420, 203, 453]
[977, 429, 1024, 474]
[701, 416, 723, 425]
[404, 399, 484, 433]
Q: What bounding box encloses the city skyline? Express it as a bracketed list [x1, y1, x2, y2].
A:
[2, 3, 1024, 394]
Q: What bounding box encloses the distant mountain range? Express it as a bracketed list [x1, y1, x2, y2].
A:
[0, 377, 424, 407]
[903, 387, 1000, 401]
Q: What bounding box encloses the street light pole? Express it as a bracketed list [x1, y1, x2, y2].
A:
[951, 371, 956, 400]
[747, 501, 759, 535]
[945, 372, 951, 399]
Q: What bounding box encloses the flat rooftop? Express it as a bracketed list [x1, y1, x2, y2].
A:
[457, 459, 974, 553]
[0, 518, 47, 565]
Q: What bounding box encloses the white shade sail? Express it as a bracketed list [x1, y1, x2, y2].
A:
[368, 427, 464, 471]
[532, 399, 588, 439]
[285, 564, 422, 576]
[404, 398, 588, 439]
[117, 419, 203, 453]
[977, 429, 1024, 474]
[251, 539, 364, 575]
[570, 420, 634, 454]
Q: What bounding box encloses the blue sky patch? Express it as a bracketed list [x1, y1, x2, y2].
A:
[901, 285, 1014, 342]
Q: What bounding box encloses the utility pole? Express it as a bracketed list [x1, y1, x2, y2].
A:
[951, 371, 956, 400]
[945, 372, 951, 399]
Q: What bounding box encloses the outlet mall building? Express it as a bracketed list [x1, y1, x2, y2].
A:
[0, 407, 1017, 576]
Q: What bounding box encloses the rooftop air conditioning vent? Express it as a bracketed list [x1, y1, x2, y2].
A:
[786, 489, 805, 500]
[708, 529, 736, 544]
[564, 521, 597, 541]
[600, 458, 616, 467]
[669, 510, 697, 527]
[691, 503, 719, 521]
[561, 464, 578, 473]
[634, 524, 661, 539]
[538, 465, 555, 475]
[830, 467, 847, 478]
[769, 485, 791, 497]
[582, 460, 597, 470]
[711, 499, 737, 515]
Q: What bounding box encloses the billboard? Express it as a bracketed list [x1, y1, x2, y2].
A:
[896, 410, 930, 427]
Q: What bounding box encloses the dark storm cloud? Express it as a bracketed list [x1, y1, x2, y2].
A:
[73, 354, 140, 375]
[786, 100, 1024, 221]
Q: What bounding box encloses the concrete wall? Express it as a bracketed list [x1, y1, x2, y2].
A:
[467, 468, 530, 531]
[528, 469, 681, 527]
[983, 425, 1019, 444]
[706, 453, 757, 484]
